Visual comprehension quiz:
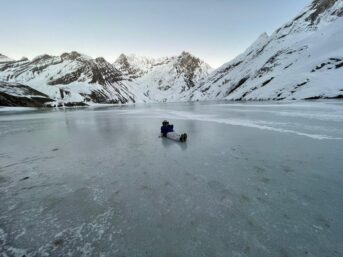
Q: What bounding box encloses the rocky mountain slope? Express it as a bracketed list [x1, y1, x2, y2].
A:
[0, 51, 135, 106]
[191, 0, 343, 101]
[0, 54, 14, 63]
[0, 81, 53, 107]
[113, 52, 212, 102]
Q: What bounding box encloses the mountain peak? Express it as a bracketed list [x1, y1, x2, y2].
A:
[177, 52, 200, 70]
[114, 54, 131, 70]
[60, 51, 92, 61]
[177, 51, 212, 70]
[116, 53, 128, 61]
[113, 53, 159, 79]
[249, 33, 269, 50]
[32, 54, 53, 62]
[0, 53, 14, 63]
[178, 51, 198, 62]
[95, 57, 107, 63]
[115, 53, 157, 64]
[179, 51, 192, 57]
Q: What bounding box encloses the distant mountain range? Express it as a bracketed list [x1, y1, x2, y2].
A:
[113, 52, 213, 103]
[0, 52, 135, 107]
[1, 0, 342, 107]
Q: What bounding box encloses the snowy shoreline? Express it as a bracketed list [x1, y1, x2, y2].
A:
[1, 97, 343, 112]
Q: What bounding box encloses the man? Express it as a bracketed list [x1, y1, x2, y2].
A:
[161, 120, 187, 142]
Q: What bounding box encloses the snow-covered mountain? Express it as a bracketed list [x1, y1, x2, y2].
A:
[191, 0, 343, 101]
[114, 52, 212, 102]
[0, 51, 135, 105]
[0, 54, 14, 63]
[0, 51, 211, 106]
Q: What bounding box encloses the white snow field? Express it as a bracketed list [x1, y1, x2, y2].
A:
[1, 101, 343, 257]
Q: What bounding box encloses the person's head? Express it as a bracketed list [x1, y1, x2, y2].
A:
[162, 120, 169, 126]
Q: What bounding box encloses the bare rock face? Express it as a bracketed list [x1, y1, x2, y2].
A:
[0, 81, 53, 107]
[60, 51, 83, 61]
[114, 54, 134, 76]
[307, 0, 341, 24]
[175, 51, 203, 89]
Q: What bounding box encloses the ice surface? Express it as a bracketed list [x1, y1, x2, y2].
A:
[1, 101, 343, 257]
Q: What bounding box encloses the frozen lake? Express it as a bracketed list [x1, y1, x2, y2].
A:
[1, 101, 343, 257]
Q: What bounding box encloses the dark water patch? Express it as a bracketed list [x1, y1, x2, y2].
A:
[113, 190, 120, 196]
[43, 187, 105, 222]
[260, 177, 271, 184]
[0, 175, 7, 183]
[279, 247, 291, 257]
[254, 166, 266, 174]
[315, 215, 331, 229]
[282, 165, 295, 173]
[283, 213, 291, 220]
[239, 194, 251, 203]
[53, 238, 63, 247]
[164, 181, 172, 187]
[207, 180, 226, 192]
[22, 182, 64, 191]
[141, 184, 154, 192]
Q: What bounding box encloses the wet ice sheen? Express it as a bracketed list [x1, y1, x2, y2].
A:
[1, 101, 343, 257]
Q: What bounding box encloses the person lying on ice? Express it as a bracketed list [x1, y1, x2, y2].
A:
[160, 120, 187, 142]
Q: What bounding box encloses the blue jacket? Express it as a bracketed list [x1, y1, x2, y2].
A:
[161, 124, 174, 137]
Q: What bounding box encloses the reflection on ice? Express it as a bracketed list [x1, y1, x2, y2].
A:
[1, 101, 343, 257]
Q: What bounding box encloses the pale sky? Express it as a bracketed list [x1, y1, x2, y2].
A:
[0, 0, 312, 68]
